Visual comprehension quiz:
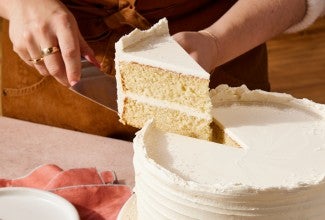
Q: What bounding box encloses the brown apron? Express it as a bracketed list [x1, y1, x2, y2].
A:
[1, 0, 269, 141]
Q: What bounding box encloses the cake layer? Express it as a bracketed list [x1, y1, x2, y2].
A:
[133, 85, 325, 219]
[122, 98, 213, 140]
[119, 61, 211, 112]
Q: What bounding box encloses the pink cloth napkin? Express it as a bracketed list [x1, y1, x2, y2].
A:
[0, 164, 132, 220]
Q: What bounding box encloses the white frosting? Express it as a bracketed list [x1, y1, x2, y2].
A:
[125, 92, 212, 120]
[115, 18, 209, 79]
[286, 0, 325, 33]
[133, 85, 325, 219]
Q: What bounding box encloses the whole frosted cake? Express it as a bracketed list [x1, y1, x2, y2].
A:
[115, 18, 213, 141]
[132, 85, 325, 219]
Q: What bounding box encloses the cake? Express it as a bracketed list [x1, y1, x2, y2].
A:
[131, 85, 325, 219]
[115, 18, 325, 219]
[115, 18, 213, 141]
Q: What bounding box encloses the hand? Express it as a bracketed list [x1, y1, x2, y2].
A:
[173, 31, 218, 73]
[7, 0, 99, 86]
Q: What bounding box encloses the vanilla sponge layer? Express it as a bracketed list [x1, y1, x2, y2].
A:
[122, 98, 213, 140]
[119, 62, 211, 112]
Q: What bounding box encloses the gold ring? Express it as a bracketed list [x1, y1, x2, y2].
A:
[29, 57, 44, 64]
[41, 46, 60, 57]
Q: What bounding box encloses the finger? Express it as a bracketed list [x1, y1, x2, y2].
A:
[39, 31, 69, 86]
[25, 33, 50, 76]
[172, 32, 193, 54]
[12, 42, 34, 67]
[29, 14, 70, 85]
[42, 45, 69, 86]
[35, 22, 68, 84]
[56, 18, 81, 86]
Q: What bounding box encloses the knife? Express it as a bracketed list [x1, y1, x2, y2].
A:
[70, 59, 118, 112]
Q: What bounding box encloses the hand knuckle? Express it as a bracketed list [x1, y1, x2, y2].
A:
[13, 43, 25, 54]
[47, 66, 62, 77]
[67, 71, 79, 79]
[56, 12, 71, 25]
[22, 30, 33, 42]
[12, 46, 20, 54]
[62, 48, 78, 58]
[38, 69, 48, 76]
[35, 22, 49, 35]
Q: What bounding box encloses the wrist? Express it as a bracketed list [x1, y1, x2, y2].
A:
[198, 29, 220, 70]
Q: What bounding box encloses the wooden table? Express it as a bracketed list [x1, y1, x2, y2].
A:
[0, 117, 135, 187]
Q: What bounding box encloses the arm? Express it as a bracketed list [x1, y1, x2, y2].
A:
[174, 0, 307, 72]
[0, 0, 99, 86]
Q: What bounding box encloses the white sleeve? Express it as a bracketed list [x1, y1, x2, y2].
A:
[285, 0, 325, 33]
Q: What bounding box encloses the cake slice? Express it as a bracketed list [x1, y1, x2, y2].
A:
[115, 18, 213, 140]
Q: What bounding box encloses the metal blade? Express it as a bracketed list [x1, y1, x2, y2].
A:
[70, 59, 117, 112]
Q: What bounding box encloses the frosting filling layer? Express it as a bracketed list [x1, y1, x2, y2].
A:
[125, 92, 212, 119]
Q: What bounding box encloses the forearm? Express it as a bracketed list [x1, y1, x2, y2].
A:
[204, 0, 306, 67]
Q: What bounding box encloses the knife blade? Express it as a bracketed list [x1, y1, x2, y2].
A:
[70, 59, 118, 112]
